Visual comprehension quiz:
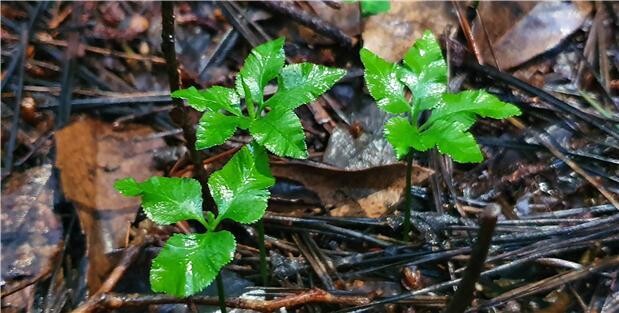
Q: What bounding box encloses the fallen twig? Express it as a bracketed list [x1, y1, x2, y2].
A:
[259, 1, 354, 48]
[2, 24, 28, 176]
[72, 234, 149, 313]
[34, 34, 166, 64]
[473, 255, 619, 310]
[84, 288, 370, 313]
[55, 2, 80, 129]
[0, 2, 47, 91]
[452, 1, 484, 65]
[444, 205, 499, 313]
[535, 131, 619, 209]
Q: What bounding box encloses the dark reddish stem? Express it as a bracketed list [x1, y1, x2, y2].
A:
[443, 205, 499, 313]
[160, 2, 205, 181]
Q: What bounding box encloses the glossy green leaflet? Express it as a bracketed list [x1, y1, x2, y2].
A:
[361, 30, 521, 239]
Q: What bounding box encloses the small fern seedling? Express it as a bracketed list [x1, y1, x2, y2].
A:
[115, 37, 345, 298]
[361, 30, 521, 239]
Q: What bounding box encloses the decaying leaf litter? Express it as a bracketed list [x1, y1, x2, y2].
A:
[1, 1, 618, 313]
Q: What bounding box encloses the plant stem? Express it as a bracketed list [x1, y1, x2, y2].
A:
[256, 220, 269, 286]
[216, 274, 227, 313]
[161, 1, 206, 182]
[403, 153, 413, 241]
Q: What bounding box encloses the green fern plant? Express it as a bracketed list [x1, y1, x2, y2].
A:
[115, 37, 345, 297]
[361, 30, 521, 239]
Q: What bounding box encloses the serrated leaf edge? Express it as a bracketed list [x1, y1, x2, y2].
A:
[150, 231, 237, 298]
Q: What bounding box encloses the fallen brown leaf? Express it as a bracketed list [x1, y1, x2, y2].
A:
[271, 160, 433, 218]
[362, 1, 457, 62]
[1, 165, 62, 311]
[55, 116, 165, 293]
[472, 1, 592, 69]
[311, 2, 360, 36]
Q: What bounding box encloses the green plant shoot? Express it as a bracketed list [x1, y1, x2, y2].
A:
[115, 37, 345, 297]
[361, 30, 521, 163]
[346, 0, 390, 16]
[360, 0, 390, 16]
[361, 30, 520, 240]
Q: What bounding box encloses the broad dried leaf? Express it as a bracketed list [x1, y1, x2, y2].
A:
[150, 231, 236, 297]
[323, 124, 397, 170]
[1, 165, 62, 302]
[271, 161, 433, 218]
[55, 118, 165, 210]
[472, 2, 592, 69]
[303, 2, 361, 44]
[55, 117, 165, 292]
[362, 1, 457, 62]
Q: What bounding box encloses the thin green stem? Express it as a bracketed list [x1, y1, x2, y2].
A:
[215, 274, 227, 313]
[403, 153, 413, 241]
[209, 214, 224, 233]
[256, 220, 269, 286]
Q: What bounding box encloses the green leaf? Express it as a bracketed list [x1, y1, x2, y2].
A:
[249, 141, 274, 180]
[150, 231, 236, 297]
[421, 120, 484, 163]
[360, 0, 390, 16]
[439, 111, 477, 131]
[208, 146, 275, 224]
[402, 30, 447, 78]
[385, 116, 484, 162]
[263, 63, 346, 112]
[397, 66, 446, 113]
[208, 146, 274, 224]
[236, 37, 286, 103]
[250, 109, 308, 158]
[428, 90, 522, 125]
[172, 86, 241, 116]
[195, 111, 242, 150]
[360, 48, 409, 114]
[114, 177, 142, 196]
[385, 117, 433, 159]
[114, 176, 206, 226]
[360, 30, 520, 165]
[399, 31, 448, 117]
